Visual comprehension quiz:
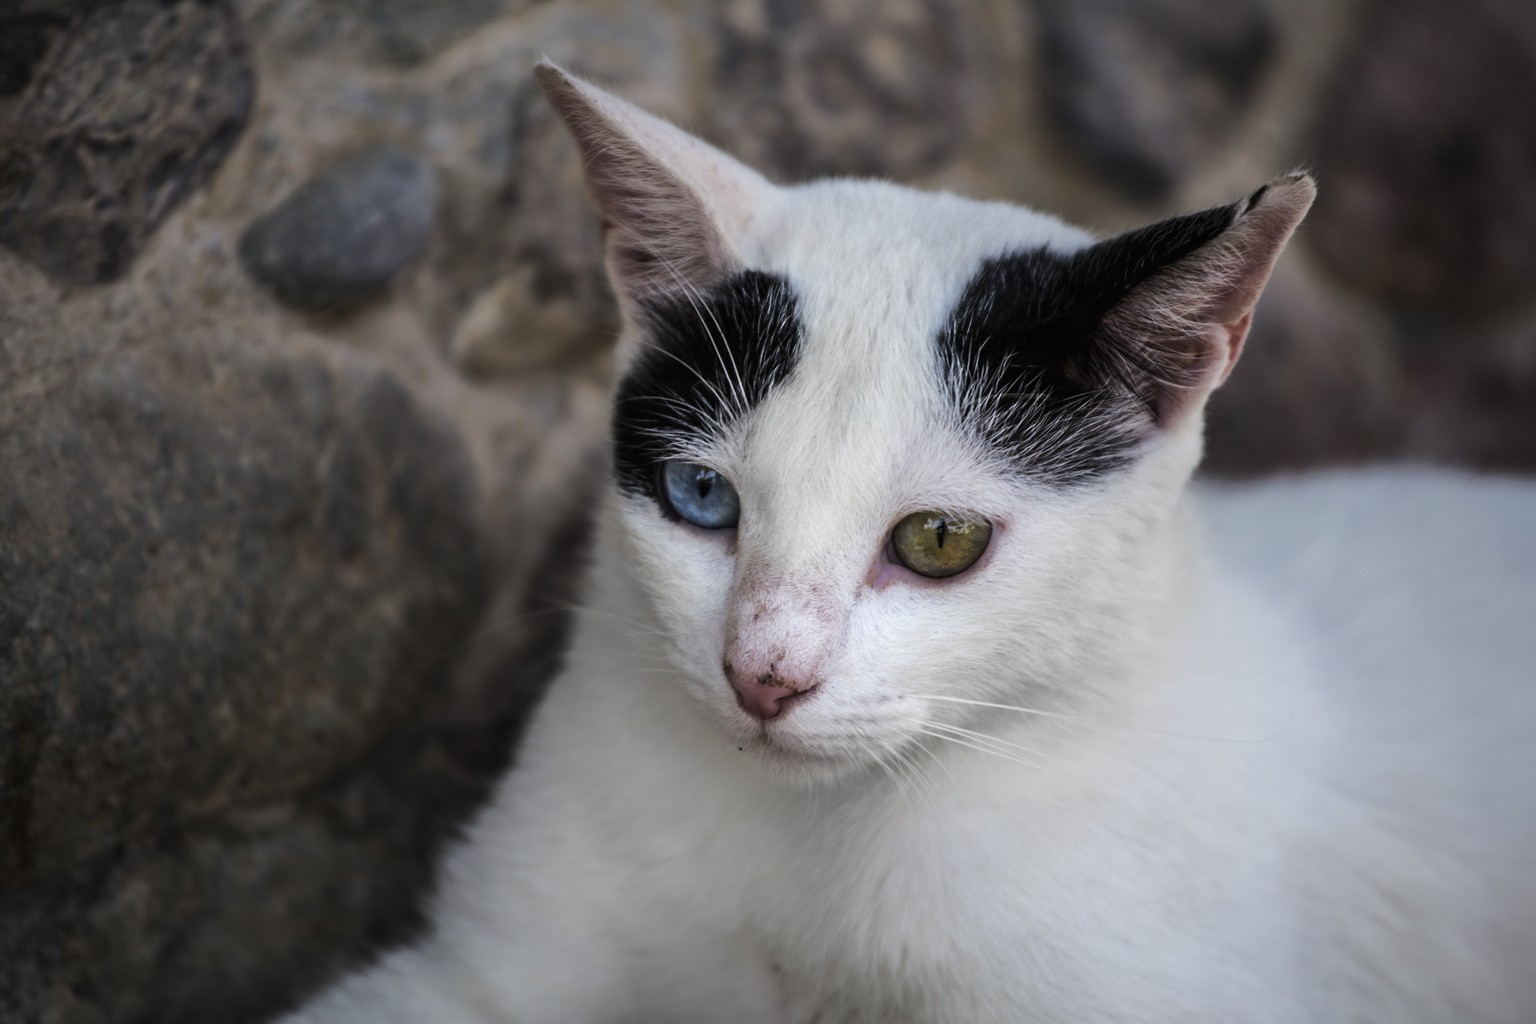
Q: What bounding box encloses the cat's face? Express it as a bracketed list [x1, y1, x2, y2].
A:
[538, 65, 1312, 781]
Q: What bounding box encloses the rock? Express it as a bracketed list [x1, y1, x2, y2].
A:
[246, 0, 550, 68]
[329, 0, 518, 67]
[0, 335, 492, 891]
[708, 0, 981, 181]
[1033, 0, 1276, 201]
[0, 729, 495, 1024]
[239, 145, 438, 313]
[0, 1, 254, 285]
[1305, 0, 1536, 315]
[0, 7, 68, 100]
[452, 263, 613, 376]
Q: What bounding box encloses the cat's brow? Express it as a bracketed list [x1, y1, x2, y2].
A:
[612, 271, 805, 501]
[935, 201, 1235, 483]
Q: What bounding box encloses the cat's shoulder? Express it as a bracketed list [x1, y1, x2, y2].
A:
[1196, 465, 1536, 579]
[1194, 464, 1536, 698]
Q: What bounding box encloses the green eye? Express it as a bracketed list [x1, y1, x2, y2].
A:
[891, 511, 992, 579]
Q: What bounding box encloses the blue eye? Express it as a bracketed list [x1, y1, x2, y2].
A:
[659, 460, 740, 529]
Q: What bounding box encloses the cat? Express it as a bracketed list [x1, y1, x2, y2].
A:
[281, 64, 1536, 1023]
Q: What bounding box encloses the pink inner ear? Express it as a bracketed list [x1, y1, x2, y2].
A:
[535, 63, 775, 316]
[1217, 310, 1255, 386]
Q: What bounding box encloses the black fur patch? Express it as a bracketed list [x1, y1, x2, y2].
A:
[936, 203, 1238, 483]
[614, 270, 803, 500]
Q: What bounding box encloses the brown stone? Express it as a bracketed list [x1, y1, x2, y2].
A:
[708, 0, 982, 181]
[0, 1, 254, 285]
[0, 336, 492, 889]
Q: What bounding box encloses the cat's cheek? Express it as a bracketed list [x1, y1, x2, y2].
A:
[616, 504, 737, 657]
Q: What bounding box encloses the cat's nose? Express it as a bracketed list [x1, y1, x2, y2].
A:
[725, 663, 818, 721]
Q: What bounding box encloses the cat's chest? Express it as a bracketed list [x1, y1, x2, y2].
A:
[708, 747, 1298, 1021]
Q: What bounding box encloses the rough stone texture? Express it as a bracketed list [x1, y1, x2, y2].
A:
[1034, 0, 1276, 201]
[1306, 0, 1536, 315]
[0, 0, 254, 284]
[2, 0, 1534, 1020]
[239, 145, 438, 312]
[328, 0, 520, 67]
[0, 338, 487, 885]
[0, 732, 491, 1024]
[709, 0, 983, 181]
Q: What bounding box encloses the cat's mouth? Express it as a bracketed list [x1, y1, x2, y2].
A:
[739, 716, 903, 778]
[743, 731, 855, 774]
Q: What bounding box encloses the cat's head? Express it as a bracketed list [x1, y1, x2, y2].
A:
[538, 65, 1312, 781]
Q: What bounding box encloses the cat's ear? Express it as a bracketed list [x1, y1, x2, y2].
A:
[534, 63, 776, 315]
[1081, 174, 1315, 424]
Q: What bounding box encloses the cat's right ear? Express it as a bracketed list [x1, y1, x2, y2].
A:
[535, 63, 776, 317]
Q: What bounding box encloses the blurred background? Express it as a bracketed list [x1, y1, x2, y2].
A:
[1, 0, 1532, 1020]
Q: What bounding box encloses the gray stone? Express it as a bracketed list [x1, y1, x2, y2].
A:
[329, 0, 517, 67]
[0, 1, 254, 284]
[239, 145, 438, 313]
[708, 0, 981, 181]
[0, 727, 498, 1024]
[0, 336, 492, 890]
[1034, 0, 1276, 201]
[1306, 0, 1536, 315]
[245, 0, 549, 68]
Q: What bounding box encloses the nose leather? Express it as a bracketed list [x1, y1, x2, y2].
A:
[726, 664, 817, 721]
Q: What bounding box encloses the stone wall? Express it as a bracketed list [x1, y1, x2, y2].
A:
[1, 0, 1532, 1021]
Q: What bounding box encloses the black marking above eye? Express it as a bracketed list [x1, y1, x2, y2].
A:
[613, 271, 803, 505]
[936, 202, 1239, 484]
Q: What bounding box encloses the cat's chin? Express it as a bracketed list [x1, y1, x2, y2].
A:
[740, 732, 874, 784]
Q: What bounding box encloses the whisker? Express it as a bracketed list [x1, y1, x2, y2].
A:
[649, 252, 751, 421]
[924, 695, 1293, 744]
[922, 720, 1079, 770]
[890, 741, 941, 809]
[916, 727, 1085, 786]
[911, 735, 960, 793]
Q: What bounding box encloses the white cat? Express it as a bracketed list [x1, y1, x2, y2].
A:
[282, 65, 1536, 1023]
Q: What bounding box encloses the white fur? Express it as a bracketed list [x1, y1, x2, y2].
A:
[281, 73, 1536, 1023]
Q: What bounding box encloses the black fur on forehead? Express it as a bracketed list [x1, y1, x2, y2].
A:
[937, 201, 1240, 484]
[614, 270, 802, 500]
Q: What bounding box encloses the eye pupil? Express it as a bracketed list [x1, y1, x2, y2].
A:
[697, 473, 714, 499]
[936, 518, 947, 549]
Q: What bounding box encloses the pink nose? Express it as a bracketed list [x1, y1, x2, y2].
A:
[726, 664, 818, 721]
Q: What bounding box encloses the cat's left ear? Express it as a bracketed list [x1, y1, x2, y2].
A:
[534, 63, 777, 319]
[1086, 174, 1316, 424]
